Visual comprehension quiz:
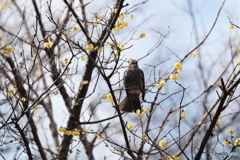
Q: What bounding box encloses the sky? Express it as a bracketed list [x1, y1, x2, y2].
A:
[1, 0, 240, 159]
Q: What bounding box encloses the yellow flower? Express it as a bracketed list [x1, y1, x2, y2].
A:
[191, 52, 197, 57]
[62, 58, 69, 64]
[119, 43, 124, 50]
[22, 97, 27, 102]
[127, 124, 133, 130]
[136, 109, 141, 114]
[58, 127, 67, 132]
[33, 106, 39, 110]
[79, 57, 86, 61]
[97, 48, 102, 53]
[56, 147, 61, 151]
[112, 19, 128, 31]
[106, 93, 114, 103]
[227, 129, 234, 134]
[96, 135, 103, 139]
[65, 67, 71, 73]
[7, 92, 12, 97]
[86, 44, 94, 50]
[0, 0, 8, 10]
[61, 34, 66, 39]
[143, 134, 149, 141]
[108, 42, 117, 47]
[44, 41, 53, 48]
[11, 87, 17, 93]
[237, 58, 240, 65]
[1, 46, 14, 55]
[222, 140, 230, 146]
[215, 119, 221, 126]
[129, 15, 134, 19]
[173, 62, 183, 70]
[234, 138, 240, 147]
[71, 27, 79, 32]
[65, 130, 72, 135]
[176, 70, 181, 75]
[114, 50, 119, 56]
[158, 140, 166, 147]
[169, 74, 179, 81]
[72, 131, 80, 136]
[119, 12, 125, 18]
[6, 46, 14, 52]
[81, 128, 87, 134]
[97, 14, 103, 19]
[112, 8, 118, 13]
[142, 109, 149, 113]
[135, 109, 144, 118]
[139, 33, 146, 38]
[229, 24, 234, 30]
[93, 19, 100, 25]
[138, 114, 144, 118]
[167, 156, 180, 160]
[180, 113, 186, 119]
[156, 80, 166, 88]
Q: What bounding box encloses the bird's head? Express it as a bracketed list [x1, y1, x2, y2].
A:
[127, 59, 139, 68]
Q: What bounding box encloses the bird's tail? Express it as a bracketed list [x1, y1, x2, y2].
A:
[119, 94, 141, 112]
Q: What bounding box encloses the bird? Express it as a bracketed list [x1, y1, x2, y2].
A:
[119, 59, 145, 112]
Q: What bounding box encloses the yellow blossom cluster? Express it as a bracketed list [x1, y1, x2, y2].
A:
[169, 74, 179, 81]
[93, 19, 100, 25]
[119, 12, 125, 18]
[143, 134, 149, 141]
[180, 108, 186, 119]
[0, 0, 8, 10]
[58, 127, 81, 136]
[142, 109, 149, 113]
[191, 52, 197, 57]
[96, 135, 103, 139]
[112, 19, 128, 31]
[86, 44, 94, 50]
[7, 87, 18, 97]
[33, 106, 39, 110]
[167, 156, 180, 160]
[156, 80, 166, 89]
[215, 119, 221, 126]
[1, 46, 14, 55]
[62, 58, 69, 64]
[237, 58, 240, 65]
[22, 97, 27, 102]
[222, 139, 231, 146]
[71, 27, 79, 32]
[234, 138, 240, 147]
[97, 48, 102, 53]
[173, 62, 182, 70]
[103, 93, 114, 103]
[129, 15, 134, 19]
[229, 24, 234, 30]
[12, 87, 17, 93]
[158, 140, 166, 147]
[169, 62, 183, 81]
[44, 41, 53, 48]
[227, 129, 234, 134]
[79, 57, 86, 61]
[55, 147, 61, 153]
[139, 33, 146, 38]
[135, 109, 145, 118]
[127, 124, 133, 130]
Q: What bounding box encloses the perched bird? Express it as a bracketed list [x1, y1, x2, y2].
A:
[119, 59, 145, 112]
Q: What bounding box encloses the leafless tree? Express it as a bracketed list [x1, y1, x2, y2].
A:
[0, 0, 240, 160]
